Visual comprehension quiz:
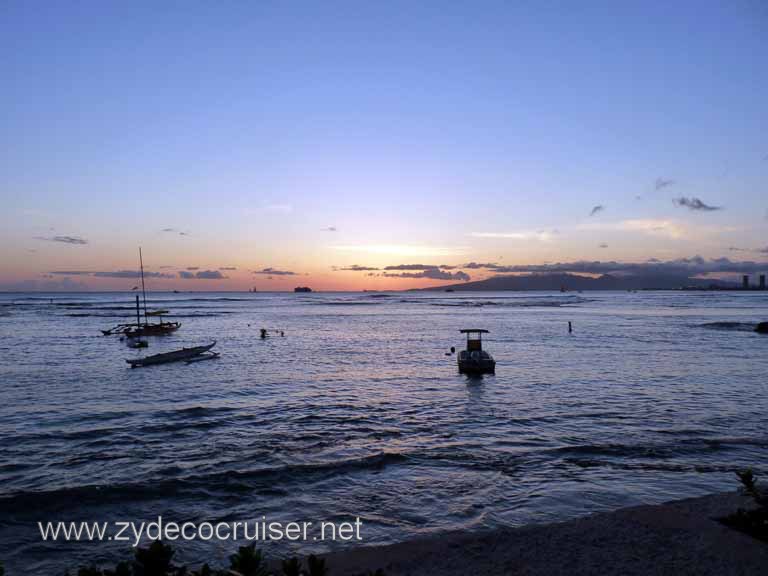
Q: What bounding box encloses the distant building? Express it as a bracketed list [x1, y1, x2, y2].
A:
[742, 275, 750, 289]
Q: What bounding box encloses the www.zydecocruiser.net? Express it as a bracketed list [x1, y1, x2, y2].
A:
[38, 517, 364, 548]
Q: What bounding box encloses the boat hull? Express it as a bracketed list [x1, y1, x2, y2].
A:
[458, 350, 496, 375]
[124, 322, 181, 337]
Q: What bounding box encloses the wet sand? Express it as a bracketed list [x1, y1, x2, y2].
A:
[310, 492, 766, 575]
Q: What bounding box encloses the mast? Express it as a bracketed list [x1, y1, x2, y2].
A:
[139, 247, 148, 325]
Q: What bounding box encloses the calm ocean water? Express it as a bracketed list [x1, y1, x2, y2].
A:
[1, 290, 767, 572]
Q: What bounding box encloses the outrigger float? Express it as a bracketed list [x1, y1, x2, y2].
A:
[457, 329, 496, 375]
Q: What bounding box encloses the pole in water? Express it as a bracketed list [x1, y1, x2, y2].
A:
[139, 247, 148, 325]
[568, 321, 572, 333]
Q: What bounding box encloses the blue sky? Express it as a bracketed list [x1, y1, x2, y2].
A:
[1, 1, 766, 290]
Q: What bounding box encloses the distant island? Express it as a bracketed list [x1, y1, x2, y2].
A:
[420, 273, 755, 292]
[294, 286, 313, 293]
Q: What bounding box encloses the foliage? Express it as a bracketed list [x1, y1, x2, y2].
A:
[281, 557, 302, 576]
[306, 555, 328, 576]
[720, 469, 768, 543]
[134, 541, 176, 576]
[228, 544, 270, 576]
[60, 542, 386, 576]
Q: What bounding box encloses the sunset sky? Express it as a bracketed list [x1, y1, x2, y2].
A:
[1, 1, 766, 291]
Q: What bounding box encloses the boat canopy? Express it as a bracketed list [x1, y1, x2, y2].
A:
[146, 310, 169, 316]
[459, 329, 489, 334]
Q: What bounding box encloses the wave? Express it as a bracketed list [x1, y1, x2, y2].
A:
[429, 299, 586, 308]
[699, 321, 756, 332]
[0, 452, 408, 514]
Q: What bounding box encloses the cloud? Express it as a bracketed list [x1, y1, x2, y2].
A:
[179, 270, 228, 280]
[331, 244, 470, 257]
[94, 270, 174, 279]
[469, 229, 557, 241]
[162, 228, 190, 236]
[186, 267, 199, 270]
[579, 218, 688, 239]
[673, 196, 722, 211]
[253, 267, 297, 276]
[322, 226, 337, 232]
[35, 235, 88, 245]
[463, 262, 501, 269]
[48, 270, 174, 278]
[599, 243, 609, 248]
[481, 256, 768, 276]
[337, 264, 379, 271]
[219, 266, 237, 271]
[382, 269, 471, 281]
[351, 263, 472, 281]
[384, 264, 443, 271]
[589, 205, 604, 217]
[655, 178, 675, 190]
[0, 276, 88, 291]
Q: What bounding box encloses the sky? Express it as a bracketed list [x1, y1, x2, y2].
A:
[1, 1, 767, 291]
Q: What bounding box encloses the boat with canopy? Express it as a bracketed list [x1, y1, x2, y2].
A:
[457, 329, 496, 375]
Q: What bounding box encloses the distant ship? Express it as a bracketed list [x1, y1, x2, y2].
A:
[294, 286, 313, 293]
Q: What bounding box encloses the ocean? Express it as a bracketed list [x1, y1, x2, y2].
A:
[1, 290, 767, 573]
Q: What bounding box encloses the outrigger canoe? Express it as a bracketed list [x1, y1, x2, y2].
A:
[127, 342, 216, 368]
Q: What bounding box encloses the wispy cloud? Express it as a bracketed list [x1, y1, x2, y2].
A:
[161, 228, 190, 236]
[589, 205, 604, 217]
[253, 267, 297, 276]
[186, 267, 199, 271]
[384, 264, 442, 271]
[345, 263, 471, 281]
[179, 270, 228, 280]
[35, 235, 88, 245]
[336, 264, 379, 271]
[599, 243, 608, 248]
[49, 270, 174, 279]
[469, 229, 557, 241]
[463, 262, 501, 269]
[381, 268, 470, 281]
[219, 266, 237, 271]
[673, 196, 722, 211]
[322, 226, 337, 232]
[578, 218, 688, 239]
[331, 244, 470, 257]
[655, 178, 675, 190]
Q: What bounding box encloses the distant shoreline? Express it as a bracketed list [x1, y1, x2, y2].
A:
[2, 288, 768, 294]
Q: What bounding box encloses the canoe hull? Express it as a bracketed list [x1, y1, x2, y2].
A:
[127, 342, 216, 368]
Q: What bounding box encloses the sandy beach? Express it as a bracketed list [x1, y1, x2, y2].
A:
[310, 492, 766, 576]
